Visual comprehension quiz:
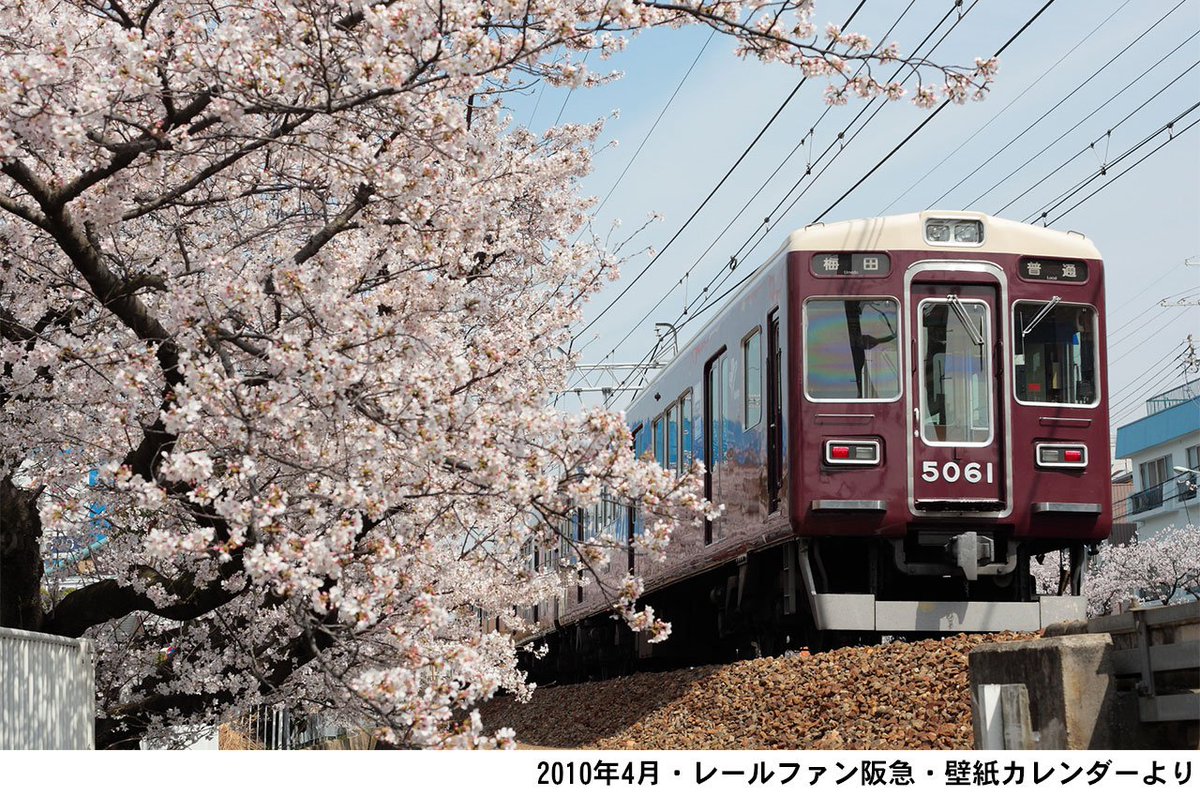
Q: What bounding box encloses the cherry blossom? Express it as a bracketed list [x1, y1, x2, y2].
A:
[1032, 525, 1200, 617]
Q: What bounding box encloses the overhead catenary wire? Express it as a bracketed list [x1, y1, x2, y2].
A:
[988, 47, 1200, 215]
[1043, 113, 1200, 225]
[567, 0, 942, 392]
[569, 0, 871, 345]
[876, 0, 1137, 215]
[588, 29, 717, 222]
[1109, 357, 1191, 428]
[596, 0, 1057, 406]
[1108, 307, 1194, 366]
[1020, 99, 1200, 223]
[691, 0, 1052, 321]
[925, 0, 1192, 210]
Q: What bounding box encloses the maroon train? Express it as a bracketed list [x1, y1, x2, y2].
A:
[528, 211, 1111, 674]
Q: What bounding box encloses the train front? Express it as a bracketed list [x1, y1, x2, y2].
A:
[787, 211, 1111, 633]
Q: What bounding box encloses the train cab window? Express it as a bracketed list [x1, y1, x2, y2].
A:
[919, 298, 992, 445]
[1014, 302, 1098, 406]
[743, 329, 763, 428]
[803, 299, 901, 401]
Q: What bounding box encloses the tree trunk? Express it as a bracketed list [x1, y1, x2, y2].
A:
[0, 472, 45, 631]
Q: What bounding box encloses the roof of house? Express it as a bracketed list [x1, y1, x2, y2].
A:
[1114, 394, 1200, 459]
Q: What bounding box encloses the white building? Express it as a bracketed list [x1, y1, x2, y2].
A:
[1114, 379, 1200, 538]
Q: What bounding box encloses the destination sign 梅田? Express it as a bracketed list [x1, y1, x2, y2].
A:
[811, 252, 891, 277]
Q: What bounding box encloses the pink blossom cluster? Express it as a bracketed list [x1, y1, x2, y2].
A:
[1031, 525, 1200, 617]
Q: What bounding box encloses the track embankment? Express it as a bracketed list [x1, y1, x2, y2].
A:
[481, 632, 1035, 749]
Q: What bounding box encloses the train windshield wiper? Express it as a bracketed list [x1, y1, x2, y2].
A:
[1021, 295, 1062, 336]
[946, 295, 985, 347]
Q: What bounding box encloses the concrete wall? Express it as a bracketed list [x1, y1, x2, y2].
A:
[970, 631, 1197, 749]
[0, 627, 95, 750]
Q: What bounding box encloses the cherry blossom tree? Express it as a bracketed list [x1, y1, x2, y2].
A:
[1032, 525, 1200, 617]
[0, 1, 995, 747]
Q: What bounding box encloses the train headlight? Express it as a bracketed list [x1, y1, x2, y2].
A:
[824, 439, 881, 466]
[925, 222, 950, 242]
[1036, 443, 1087, 469]
[953, 221, 982, 243]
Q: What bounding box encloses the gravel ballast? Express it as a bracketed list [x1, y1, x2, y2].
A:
[481, 633, 1034, 749]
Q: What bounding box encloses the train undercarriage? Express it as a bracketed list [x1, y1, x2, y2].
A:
[523, 533, 1091, 684]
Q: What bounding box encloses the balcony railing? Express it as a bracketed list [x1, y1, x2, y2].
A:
[1127, 479, 1198, 516]
[1128, 484, 1164, 515]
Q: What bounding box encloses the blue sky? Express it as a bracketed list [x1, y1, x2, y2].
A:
[511, 0, 1199, 464]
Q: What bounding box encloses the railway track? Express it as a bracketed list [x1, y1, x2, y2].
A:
[482, 632, 1033, 750]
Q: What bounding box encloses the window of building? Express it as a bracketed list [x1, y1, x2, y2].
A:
[1013, 302, 1098, 406]
[744, 329, 762, 428]
[804, 298, 901, 401]
[1132, 456, 1172, 514]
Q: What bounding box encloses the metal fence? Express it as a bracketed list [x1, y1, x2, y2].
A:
[0, 627, 95, 750]
[219, 706, 350, 750]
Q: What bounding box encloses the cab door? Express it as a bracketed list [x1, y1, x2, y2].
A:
[909, 281, 1007, 511]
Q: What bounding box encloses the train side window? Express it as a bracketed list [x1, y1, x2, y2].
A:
[1013, 302, 1099, 407]
[803, 298, 901, 401]
[679, 390, 693, 474]
[743, 328, 763, 429]
[653, 414, 666, 468]
[666, 402, 678, 472]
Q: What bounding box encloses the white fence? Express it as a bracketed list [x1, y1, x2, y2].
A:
[0, 627, 95, 750]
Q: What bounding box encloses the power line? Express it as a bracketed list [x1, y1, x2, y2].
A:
[812, 0, 1062, 223]
[877, 0, 1136, 215]
[681, 0, 1056, 321]
[982, 45, 1200, 213]
[588, 29, 716, 222]
[638, 0, 979, 356]
[596, 0, 1053, 406]
[578, 0, 964, 405]
[571, 0, 938, 389]
[1107, 346, 1182, 407]
[1109, 358, 1190, 427]
[570, 0, 869, 345]
[1045, 113, 1200, 225]
[927, 0, 1191, 209]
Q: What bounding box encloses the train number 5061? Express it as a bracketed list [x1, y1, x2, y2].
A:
[920, 461, 994, 484]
